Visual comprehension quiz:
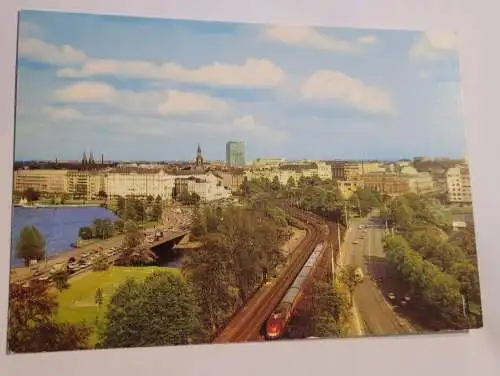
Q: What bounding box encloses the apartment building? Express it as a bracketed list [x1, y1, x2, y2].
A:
[173, 173, 231, 201]
[446, 164, 472, 203]
[104, 169, 176, 200]
[337, 180, 365, 199]
[362, 171, 435, 196]
[247, 161, 333, 185]
[66, 170, 104, 199]
[213, 170, 246, 192]
[13, 169, 68, 194]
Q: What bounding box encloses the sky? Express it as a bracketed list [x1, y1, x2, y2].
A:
[14, 10, 467, 162]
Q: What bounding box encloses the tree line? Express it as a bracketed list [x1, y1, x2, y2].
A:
[115, 195, 163, 223]
[383, 193, 481, 329]
[241, 175, 384, 223]
[183, 202, 292, 339]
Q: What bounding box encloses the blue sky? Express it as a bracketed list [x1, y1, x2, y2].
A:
[15, 10, 467, 162]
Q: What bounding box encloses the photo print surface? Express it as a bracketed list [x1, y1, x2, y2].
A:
[8, 9, 482, 354]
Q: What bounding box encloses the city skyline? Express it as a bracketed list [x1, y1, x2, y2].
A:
[16, 11, 467, 162]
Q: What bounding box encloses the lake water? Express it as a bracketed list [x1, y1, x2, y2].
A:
[10, 207, 118, 267]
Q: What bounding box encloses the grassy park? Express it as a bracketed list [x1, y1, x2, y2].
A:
[56, 266, 180, 344]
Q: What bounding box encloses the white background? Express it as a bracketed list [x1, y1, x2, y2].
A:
[1, 1, 499, 375]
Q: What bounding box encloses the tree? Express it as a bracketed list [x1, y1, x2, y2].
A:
[135, 199, 146, 223]
[352, 188, 381, 216]
[92, 218, 104, 239]
[23, 187, 40, 202]
[182, 238, 238, 337]
[79, 226, 93, 240]
[190, 192, 201, 204]
[8, 280, 91, 353]
[286, 176, 296, 189]
[102, 219, 115, 239]
[311, 281, 350, 337]
[450, 226, 477, 258]
[384, 234, 467, 328]
[93, 254, 110, 271]
[122, 220, 143, 250]
[60, 193, 69, 205]
[95, 288, 104, 309]
[97, 190, 107, 200]
[52, 270, 69, 291]
[449, 261, 481, 303]
[151, 201, 163, 223]
[114, 219, 125, 234]
[16, 226, 46, 267]
[100, 272, 201, 348]
[117, 243, 158, 266]
[271, 176, 281, 191]
[339, 265, 362, 305]
[191, 205, 208, 240]
[124, 199, 138, 221]
[117, 196, 126, 216]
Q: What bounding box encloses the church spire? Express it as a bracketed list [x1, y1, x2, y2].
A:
[82, 151, 87, 165]
[195, 143, 204, 170]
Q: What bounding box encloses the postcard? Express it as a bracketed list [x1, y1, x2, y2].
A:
[8, 10, 482, 353]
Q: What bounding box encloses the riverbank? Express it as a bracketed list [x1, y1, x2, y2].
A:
[10, 234, 125, 283]
[14, 203, 103, 208]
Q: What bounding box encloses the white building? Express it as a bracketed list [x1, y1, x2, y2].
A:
[246, 161, 333, 185]
[446, 164, 472, 203]
[174, 173, 231, 201]
[104, 170, 176, 200]
[249, 158, 286, 168]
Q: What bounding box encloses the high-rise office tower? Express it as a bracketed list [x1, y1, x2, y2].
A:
[226, 141, 246, 166]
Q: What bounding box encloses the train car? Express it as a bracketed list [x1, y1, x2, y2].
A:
[265, 242, 325, 340]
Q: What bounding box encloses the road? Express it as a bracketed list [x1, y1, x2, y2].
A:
[11, 229, 187, 284]
[342, 213, 412, 336]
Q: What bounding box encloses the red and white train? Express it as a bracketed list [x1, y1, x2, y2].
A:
[265, 242, 326, 339]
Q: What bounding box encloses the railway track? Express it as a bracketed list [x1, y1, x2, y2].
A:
[213, 208, 325, 343]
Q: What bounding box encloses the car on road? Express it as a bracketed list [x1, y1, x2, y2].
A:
[33, 270, 43, 277]
[354, 267, 364, 282]
[353, 240, 359, 244]
[388, 292, 396, 300]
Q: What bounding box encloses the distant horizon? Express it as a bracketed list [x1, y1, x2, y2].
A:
[13, 154, 466, 164]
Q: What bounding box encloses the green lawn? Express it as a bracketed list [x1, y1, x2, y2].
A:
[140, 221, 159, 229]
[56, 266, 180, 344]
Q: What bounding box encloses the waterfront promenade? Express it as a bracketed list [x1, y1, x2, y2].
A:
[10, 234, 125, 283]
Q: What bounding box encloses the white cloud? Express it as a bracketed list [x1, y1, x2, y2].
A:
[158, 90, 229, 115]
[42, 106, 84, 120]
[301, 70, 393, 114]
[19, 36, 286, 88]
[229, 115, 288, 141]
[57, 58, 286, 88]
[409, 31, 458, 61]
[54, 82, 118, 103]
[357, 35, 377, 44]
[18, 38, 87, 66]
[264, 25, 356, 52]
[54, 81, 232, 118]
